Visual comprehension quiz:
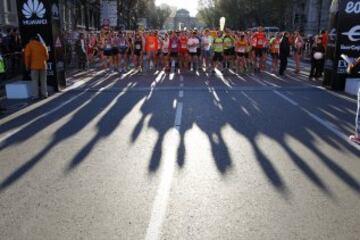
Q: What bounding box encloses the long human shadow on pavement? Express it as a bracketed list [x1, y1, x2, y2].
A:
[64, 71, 177, 172]
[0, 73, 125, 191]
[0, 71, 112, 147]
[1, 70, 359, 197]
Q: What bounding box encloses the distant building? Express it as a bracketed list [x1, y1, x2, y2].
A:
[164, 9, 204, 30]
[293, 0, 332, 35]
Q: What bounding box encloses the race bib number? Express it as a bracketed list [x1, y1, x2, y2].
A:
[106, 44, 111, 49]
[258, 40, 263, 45]
[150, 44, 155, 49]
[239, 47, 245, 53]
[172, 43, 177, 48]
[181, 44, 187, 49]
[135, 44, 141, 50]
[275, 45, 279, 49]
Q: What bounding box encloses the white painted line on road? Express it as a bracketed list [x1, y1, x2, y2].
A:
[284, 73, 357, 103]
[302, 108, 360, 151]
[246, 74, 268, 86]
[273, 90, 359, 151]
[145, 76, 185, 240]
[174, 102, 183, 127]
[144, 128, 178, 240]
[273, 90, 299, 106]
[263, 80, 280, 87]
[212, 88, 221, 102]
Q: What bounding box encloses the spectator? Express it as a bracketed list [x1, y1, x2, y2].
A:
[320, 30, 328, 50]
[75, 33, 87, 70]
[24, 35, 49, 100]
[279, 32, 290, 76]
[348, 57, 360, 145]
[309, 36, 326, 80]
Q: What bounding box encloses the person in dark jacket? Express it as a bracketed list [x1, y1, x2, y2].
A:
[75, 33, 87, 70]
[309, 36, 326, 80]
[279, 32, 290, 76]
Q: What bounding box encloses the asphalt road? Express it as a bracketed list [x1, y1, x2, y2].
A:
[0, 61, 360, 240]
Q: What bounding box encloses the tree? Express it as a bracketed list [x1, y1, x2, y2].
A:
[198, 0, 295, 30]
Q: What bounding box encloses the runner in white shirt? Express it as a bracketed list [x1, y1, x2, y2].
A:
[187, 31, 200, 71]
[201, 29, 213, 70]
[161, 33, 170, 72]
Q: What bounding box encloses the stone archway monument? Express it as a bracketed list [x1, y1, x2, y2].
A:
[324, 0, 360, 90]
[16, 0, 66, 91]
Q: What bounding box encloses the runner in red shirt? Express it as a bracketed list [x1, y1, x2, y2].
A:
[252, 26, 268, 72]
[178, 31, 189, 71]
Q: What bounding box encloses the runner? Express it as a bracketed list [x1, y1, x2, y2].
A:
[118, 32, 129, 73]
[145, 31, 158, 71]
[252, 26, 268, 72]
[127, 32, 134, 71]
[87, 33, 97, 67]
[188, 31, 200, 72]
[212, 31, 224, 73]
[169, 31, 179, 72]
[294, 31, 305, 74]
[201, 29, 212, 71]
[179, 31, 189, 71]
[102, 35, 113, 71]
[235, 32, 249, 73]
[269, 33, 281, 73]
[223, 31, 234, 71]
[133, 32, 143, 71]
[155, 31, 161, 70]
[111, 32, 120, 72]
[161, 33, 170, 72]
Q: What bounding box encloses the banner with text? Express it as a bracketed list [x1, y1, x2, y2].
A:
[16, 0, 66, 91]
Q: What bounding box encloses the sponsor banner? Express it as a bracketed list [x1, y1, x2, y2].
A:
[338, 0, 360, 74]
[324, 0, 360, 90]
[16, 0, 65, 91]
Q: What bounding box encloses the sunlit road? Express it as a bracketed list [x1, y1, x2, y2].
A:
[1, 61, 360, 240]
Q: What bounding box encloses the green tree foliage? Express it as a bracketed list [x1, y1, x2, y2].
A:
[198, 0, 296, 30]
[117, 0, 172, 29]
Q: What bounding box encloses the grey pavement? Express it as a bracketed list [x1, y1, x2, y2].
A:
[0, 63, 359, 240]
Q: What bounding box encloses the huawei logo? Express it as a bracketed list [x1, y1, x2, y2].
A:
[22, 0, 46, 19]
[342, 25, 360, 42]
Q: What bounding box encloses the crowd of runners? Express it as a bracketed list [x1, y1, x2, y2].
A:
[72, 26, 328, 77]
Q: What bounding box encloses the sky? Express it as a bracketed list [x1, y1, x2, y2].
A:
[155, 0, 199, 17]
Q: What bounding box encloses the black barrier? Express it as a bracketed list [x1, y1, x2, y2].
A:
[324, 0, 360, 90]
[16, 0, 65, 91]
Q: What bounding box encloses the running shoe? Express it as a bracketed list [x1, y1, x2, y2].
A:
[350, 135, 360, 145]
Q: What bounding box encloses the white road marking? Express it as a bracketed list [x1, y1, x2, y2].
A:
[273, 90, 299, 106]
[174, 102, 183, 127]
[145, 76, 184, 240]
[273, 90, 360, 151]
[302, 108, 360, 151]
[246, 74, 267, 86]
[263, 80, 280, 87]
